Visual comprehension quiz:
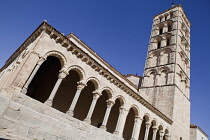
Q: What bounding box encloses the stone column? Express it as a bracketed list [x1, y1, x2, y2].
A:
[144, 122, 152, 140]
[114, 107, 128, 137]
[84, 91, 102, 124]
[152, 126, 158, 140]
[131, 116, 143, 140]
[161, 36, 167, 47]
[100, 100, 115, 130]
[163, 23, 168, 33]
[21, 57, 45, 94]
[44, 72, 68, 106]
[66, 81, 86, 116]
[159, 131, 165, 140]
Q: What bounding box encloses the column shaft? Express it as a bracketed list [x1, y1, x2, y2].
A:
[144, 123, 152, 140]
[22, 64, 41, 94]
[100, 100, 114, 130]
[44, 72, 67, 106]
[114, 107, 128, 137]
[131, 117, 143, 140]
[152, 126, 158, 140]
[84, 93, 101, 124]
[66, 82, 86, 116]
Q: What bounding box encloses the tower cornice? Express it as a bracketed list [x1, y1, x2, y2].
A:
[153, 4, 191, 26]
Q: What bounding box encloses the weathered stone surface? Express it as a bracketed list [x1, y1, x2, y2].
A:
[0, 118, 16, 129]
[18, 113, 41, 127]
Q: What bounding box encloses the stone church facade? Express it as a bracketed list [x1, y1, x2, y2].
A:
[0, 4, 196, 140]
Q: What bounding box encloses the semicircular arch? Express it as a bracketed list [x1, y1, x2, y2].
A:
[43, 51, 67, 68]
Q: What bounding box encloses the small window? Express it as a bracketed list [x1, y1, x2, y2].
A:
[180, 137, 182, 140]
[168, 24, 172, 32]
[159, 27, 163, 35]
[167, 38, 170, 46]
[157, 41, 161, 49]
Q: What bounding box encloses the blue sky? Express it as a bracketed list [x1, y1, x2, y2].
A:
[0, 0, 209, 136]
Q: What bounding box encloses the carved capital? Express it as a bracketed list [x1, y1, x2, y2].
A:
[106, 100, 115, 108]
[77, 81, 86, 90]
[152, 126, 159, 132]
[92, 91, 101, 100]
[159, 130, 165, 137]
[145, 122, 152, 129]
[134, 116, 142, 122]
[58, 72, 67, 79]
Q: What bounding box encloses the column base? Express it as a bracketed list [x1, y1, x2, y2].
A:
[66, 110, 74, 117]
[99, 125, 107, 131]
[83, 118, 91, 124]
[44, 99, 53, 106]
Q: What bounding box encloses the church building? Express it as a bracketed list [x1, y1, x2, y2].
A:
[0, 4, 207, 140]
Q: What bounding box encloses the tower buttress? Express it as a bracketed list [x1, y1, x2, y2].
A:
[140, 5, 191, 140]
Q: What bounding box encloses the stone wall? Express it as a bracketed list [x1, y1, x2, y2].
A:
[0, 90, 122, 140]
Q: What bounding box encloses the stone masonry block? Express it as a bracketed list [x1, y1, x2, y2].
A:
[0, 117, 17, 130]
[15, 123, 29, 136]
[18, 113, 41, 127]
[3, 107, 21, 119]
[27, 127, 38, 139]
[0, 96, 9, 115]
[42, 132, 58, 140]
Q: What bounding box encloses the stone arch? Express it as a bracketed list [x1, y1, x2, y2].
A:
[149, 51, 159, 67]
[160, 49, 171, 65]
[113, 95, 126, 106]
[91, 87, 111, 128]
[145, 69, 157, 77]
[148, 119, 158, 140]
[156, 124, 164, 140]
[43, 51, 67, 68]
[85, 77, 100, 90]
[26, 56, 62, 103]
[123, 105, 139, 139]
[143, 113, 151, 122]
[145, 70, 157, 87]
[67, 65, 86, 81]
[73, 79, 97, 121]
[101, 86, 114, 99]
[138, 114, 151, 140]
[52, 68, 81, 113]
[129, 104, 140, 116]
[106, 96, 125, 133]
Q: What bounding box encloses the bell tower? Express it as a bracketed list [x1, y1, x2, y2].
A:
[140, 5, 191, 139]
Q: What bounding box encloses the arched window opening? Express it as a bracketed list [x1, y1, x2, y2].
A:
[168, 24, 172, 32]
[166, 37, 170, 46]
[26, 56, 61, 103]
[160, 50, 170, 65]
[170, 12, 173, 19]
[150, 53, 158, 67]
[156, 125, 163, 140]
[157, 41, 161, 49]
[148, 121, 156, 140]
[106, 98, 121, 133]
[73, 81, 96, 121]
[91, 90, 109, 127]
[138, 116, 148, 140]
[159, 27, 163, 35]
[148, 72, 156, 87]
[123, 108, 136, 140]
[52, 70, 80, 113]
